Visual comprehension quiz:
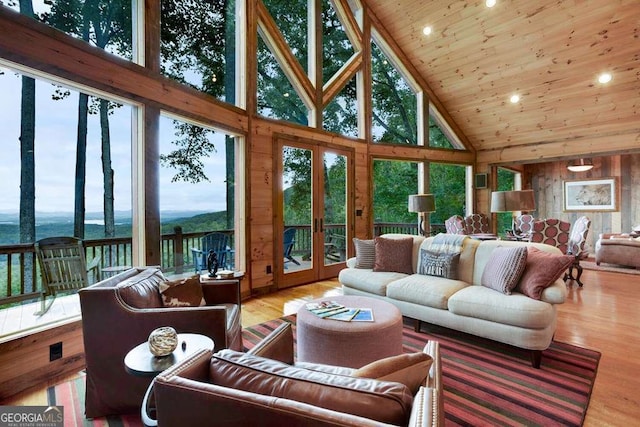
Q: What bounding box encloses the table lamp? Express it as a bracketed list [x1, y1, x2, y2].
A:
[408, 194, 436, 236]
[490, 190, 536, 235]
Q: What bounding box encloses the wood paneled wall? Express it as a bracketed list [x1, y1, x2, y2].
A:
[523, 154, 640, 250]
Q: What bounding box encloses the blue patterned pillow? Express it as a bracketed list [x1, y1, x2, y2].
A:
[418, 249, 460, 279]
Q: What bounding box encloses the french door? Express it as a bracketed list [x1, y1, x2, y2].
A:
[274, 137, 353, 288]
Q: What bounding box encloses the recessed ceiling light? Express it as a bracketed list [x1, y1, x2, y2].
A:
[422, 26, 432, 36]
[510, 94, 520, 104]
[598, 72, 612, 84]
[486, 0, 497, 7]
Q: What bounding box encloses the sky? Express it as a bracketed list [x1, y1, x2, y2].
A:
[0, 66, 229, 215]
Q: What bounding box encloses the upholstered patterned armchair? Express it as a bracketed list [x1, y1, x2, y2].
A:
[564, 216, 591, 287]
[513, 214, 536, 239]
[445, 215, 467, 234]
[464, 213, 490, 234]
[529, 218, 571, 254]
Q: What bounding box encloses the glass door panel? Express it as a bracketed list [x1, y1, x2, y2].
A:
[282, 145, 313, 276]
[323, 152, 347, 266]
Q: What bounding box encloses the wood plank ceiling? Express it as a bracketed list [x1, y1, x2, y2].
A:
[364, 0, 640, 165]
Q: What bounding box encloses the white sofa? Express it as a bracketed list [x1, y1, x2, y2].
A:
[338, 234, 568, 368]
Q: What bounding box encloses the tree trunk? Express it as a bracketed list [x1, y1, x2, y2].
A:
[73, 93, 89, 238]
[100, 99, 115, 238]
[19, 0, 36, 293]
[224, 0, 236, 232]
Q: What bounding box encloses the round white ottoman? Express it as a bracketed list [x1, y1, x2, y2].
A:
[296, 295, 404, 368]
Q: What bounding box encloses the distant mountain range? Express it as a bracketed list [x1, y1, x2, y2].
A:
[0, 210, 229, 245]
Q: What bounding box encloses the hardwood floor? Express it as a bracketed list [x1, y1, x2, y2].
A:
[4, 268, 639, 426]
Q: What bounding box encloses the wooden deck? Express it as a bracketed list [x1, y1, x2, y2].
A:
[0, 294, 81, 341]
[0, 257, 313, 340]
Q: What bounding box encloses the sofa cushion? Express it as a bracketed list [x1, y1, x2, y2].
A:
[353, 238, 375, 269]
[448, 286, 555, 329]
[480, 246, 528, 294]
[159, 275, 206, 307]
[352, 352, 433, 394]
[210, 350, 413, 425]
[386, 275, 469, 310]
[338, 268, 407, 296]
[374, 236, 414, 274]
[516, 247, 573, 300]
[116, 268, 165, 308]
[418, 249, 460, 279]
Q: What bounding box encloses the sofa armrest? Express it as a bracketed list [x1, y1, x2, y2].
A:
[413, 340, 443, 427]
[346, 257, 357, 268]
[539, 279, 567, 304]
[408, 386, 442, 427]
[247, 322, 295, 364]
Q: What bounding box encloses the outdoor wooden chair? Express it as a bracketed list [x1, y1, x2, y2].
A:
[324, 232, 346, 262]
[284, 227, 300, 267]
[191, 232, 229, 274]
[35, 236, 100, 316]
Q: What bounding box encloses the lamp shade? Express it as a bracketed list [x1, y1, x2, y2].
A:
[408, 194, 436, 213]
[567, 159, 593, 172]
[490, 190, 536, 213]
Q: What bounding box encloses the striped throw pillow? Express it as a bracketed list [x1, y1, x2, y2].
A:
[353, 238, 375, 269]
[481, 246, 528, 294]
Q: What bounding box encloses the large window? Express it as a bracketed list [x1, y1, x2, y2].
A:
[0, 65, 134, 302]
[7, 0, 134, 62]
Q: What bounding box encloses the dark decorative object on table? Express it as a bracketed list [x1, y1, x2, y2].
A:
[207, 250, 219, 278]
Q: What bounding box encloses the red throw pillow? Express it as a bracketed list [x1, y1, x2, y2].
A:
[516, 247, 573, 299]
[373, 236, 414, 274]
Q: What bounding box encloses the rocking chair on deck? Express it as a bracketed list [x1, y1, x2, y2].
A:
[35, 236, 100, 316]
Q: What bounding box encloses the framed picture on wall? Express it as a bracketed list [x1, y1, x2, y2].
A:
[563, 177, 618, 212]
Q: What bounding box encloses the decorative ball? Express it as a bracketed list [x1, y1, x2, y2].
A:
[148, 327, 178, 357]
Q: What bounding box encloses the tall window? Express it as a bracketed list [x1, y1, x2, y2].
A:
[159, 114, 240, 271]
[496, 168, 518, 235]
[372, 160, 418, 233]
[160, 0, 237, 104]
[429, 163, 467, 223]
[371, 41, 417, 144]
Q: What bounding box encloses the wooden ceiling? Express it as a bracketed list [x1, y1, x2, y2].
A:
[364, 0, 640, 165]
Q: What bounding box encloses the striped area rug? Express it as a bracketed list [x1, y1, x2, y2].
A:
[49, 316, 599, 426]
[47, 372, 142, 426]
[243, 315, 600, 427]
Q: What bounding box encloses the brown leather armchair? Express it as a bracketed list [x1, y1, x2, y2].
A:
[79, 267, 242, 418]
[149, 323, 443, 427]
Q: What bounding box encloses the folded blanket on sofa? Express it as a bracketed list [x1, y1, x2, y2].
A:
[426, 233, 468, 254]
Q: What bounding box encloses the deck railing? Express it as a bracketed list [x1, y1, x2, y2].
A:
[0, 223, 443, 306]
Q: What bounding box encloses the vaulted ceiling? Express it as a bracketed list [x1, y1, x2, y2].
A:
[365, 0, 640, 165]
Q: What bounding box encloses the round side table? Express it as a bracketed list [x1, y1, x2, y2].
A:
[124, 333, 214, 376]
